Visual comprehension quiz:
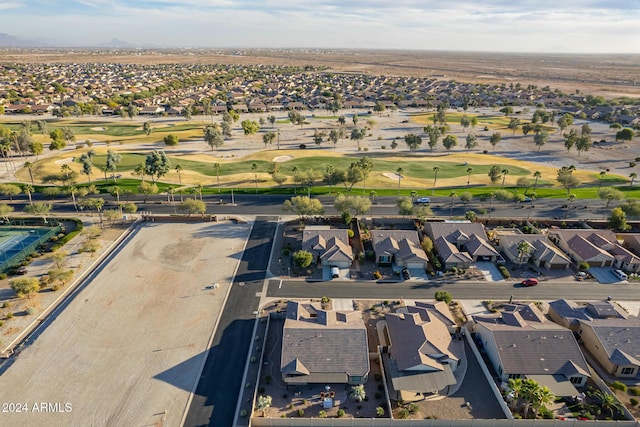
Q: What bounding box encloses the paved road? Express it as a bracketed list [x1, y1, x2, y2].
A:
[183, 216, 278, 427]
[6, 193, 620, 222]
[266, 279, 640, 301]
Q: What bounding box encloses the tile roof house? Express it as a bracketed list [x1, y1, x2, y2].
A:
[548, 299, 640, 379]
[473, 303, 590, 396]
[301, 226, 353, 269]
[493, 229, 571, 270]
[383, 302, 459, 400]
[425, 222, 498, 270]
[548, 229, 640, 271]
[281, 301, 369, 385]
[370, 230, 429, 270]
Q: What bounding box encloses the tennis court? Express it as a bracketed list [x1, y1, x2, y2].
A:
[0, 227, 60, 272]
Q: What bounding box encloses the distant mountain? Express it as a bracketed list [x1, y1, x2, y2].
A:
[99, 38, 135, 48]
[0, 33, 43, 47]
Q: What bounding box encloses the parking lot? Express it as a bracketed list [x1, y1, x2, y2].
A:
[0, 221, 250, 427]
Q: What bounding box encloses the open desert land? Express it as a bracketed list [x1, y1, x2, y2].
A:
[4, 106, 634, 194]
[0, 221, 250, 427]
[2, 49, 639, 98]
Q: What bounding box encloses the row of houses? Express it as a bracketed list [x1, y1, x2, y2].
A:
[2, 62, 639, 125]
[279, 298, 639, 402]
[302, 221, 640, 275]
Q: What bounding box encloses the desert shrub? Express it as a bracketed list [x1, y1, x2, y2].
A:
[337, 409, 345, 417]
[0, 320, 4, 327]
[297, 409, 304, 417]
[630, 398, 638, 406]
[398, 408, 410, 419]
[0, 273, 7, 280]
[499, 265, 511, 278]
[347, 229, 355, 238]
[299, 144, 306, 149]
[373, 271, 382, 279]
[240, 409, 247, 417]
[318, 410, 327, 418]
[265, 375, 272, 384]
[579, 261, 590, 271]
[434, 290, 452, 304]
[628, 386, 640, 396]
[25, 307, 35, 315]
[281, 248, 290, 256]
[7, 312, 14, 319]
[612, 381, 627, 392]
[250, 356, 257, 363]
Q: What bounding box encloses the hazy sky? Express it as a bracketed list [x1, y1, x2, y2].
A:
[1, 0, 639, 53]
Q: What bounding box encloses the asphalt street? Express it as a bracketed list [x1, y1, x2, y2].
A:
[183, 216, 278, 427]
[9, 193, 620, 222]
[266, 278, 640, 301]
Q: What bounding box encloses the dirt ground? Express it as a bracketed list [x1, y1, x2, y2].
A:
[0, 221, 250, 427]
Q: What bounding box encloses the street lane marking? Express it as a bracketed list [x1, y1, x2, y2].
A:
[278, 280, 283, 289]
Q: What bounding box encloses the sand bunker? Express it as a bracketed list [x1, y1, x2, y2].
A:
[272, 155, 294, 162]
[54, 157, 75, 165]
[90, 127, 106, 131]
[383, 172, 402, 180]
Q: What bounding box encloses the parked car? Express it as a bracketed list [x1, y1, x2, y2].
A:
[331, 267, 340, 279]
[521, 278, 538, 286]
[402, 268, 411, 280]
[413, 197, 430, 205]
[15, 266, 28, 275]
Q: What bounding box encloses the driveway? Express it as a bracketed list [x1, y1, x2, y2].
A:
[589, 267, 625, 284]
[474, 262, 505, 282]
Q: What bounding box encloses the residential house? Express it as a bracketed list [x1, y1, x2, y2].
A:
[383, 303, 459, 401]
[301, 226, 353, 269]
[473, 303, 590, 396]
[280, 301, 369, 385]
[139, 106, 164, 115]
[548, 299, 640, 378]
[370, 230, 429, 270]
[548, 229, 640, 271]
[493, 229, 571, 270]
[425, 222, 499, 270]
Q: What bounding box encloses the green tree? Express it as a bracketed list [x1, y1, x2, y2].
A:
[49, 128, 66, 151]
[500, 106, 514, 116]
[488, 165, 502, 184]
[564, 129, 578, 152]
[396, 167, 404, 194]
[516, 240, 532, 266]
[575, 134, 592, 156]
[424, 125, 440, 152]
[0, 204, 14, 220]
[350, 128, 366, 150]
[629, 172, 637, 192]
[507, 117, 520, 135]
[256, 395, 272, 417]
[556, 166, 580, 194]
[434, 290, 452, 303]
[28, 140, 44, 158]
[106, 150, 122, 181]
[10, 277, 40, 299]
[501, 168, 509, 188]
[163, 134, 179, 146]
[616, 128, 635, 142]
[262, 131, 276, 148]
[179, 198, 206, 215]
[489, 132, 501, 149]
[352, 113, 359, 127]
[293, 250, 313, 268]
[24, 201, 52, 222]
[143, 121, 152, 136]
[396, 196, 414, 216]
[373, 101, 386, 115]
[0, 183, 21, 201]
[442, 134, 457, 151]
[534, 130, 548, 151]
[599, 187, 624, 210]
[138, 182, 159, 203]
[241, 120, 260, 135]
[465, 133, 477, 152]
[145, 150, 171, 183]
[404, 133, 422, 151]
[282, 196, 324, 220]
[334, 194, 371, 217]
[203, 125, 224, 152]
[609, 207, 630, 230]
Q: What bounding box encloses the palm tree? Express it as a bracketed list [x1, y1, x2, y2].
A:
[449, 192, 458, 216]
[60, 164, 71, 186]
[565, 193, 576, 219]
[68, 185, 78, 212]
[466, 167, 473, 187]
[501, 168, 509, 188]
[396, 167, 404, 194]
[175, 164, 184, 201]
[590, 390, 624, 418]
[532, 171, 542, 192]
[432, 166, 440, 195]
[532, 385, 555, 418]
[134, 163, 146, 184]
[598, 171, 607, 191]
[251, 162, 258, 193]
[516, 240, 532, 267]
[213, 163, 221, 193]
[24, 161, 34, 185]
[629, 172, 637, 192]
[410, 190, 418, 202]
[23, 184, 33, 205]
[526, 193, 537, 220]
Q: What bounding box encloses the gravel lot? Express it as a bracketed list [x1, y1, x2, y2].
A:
[0, 221, 250, 427]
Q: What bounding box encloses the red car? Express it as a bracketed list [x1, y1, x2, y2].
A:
[521, 278, 539, 287]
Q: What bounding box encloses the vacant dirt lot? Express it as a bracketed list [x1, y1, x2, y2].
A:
[0, 221, 250, 427]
